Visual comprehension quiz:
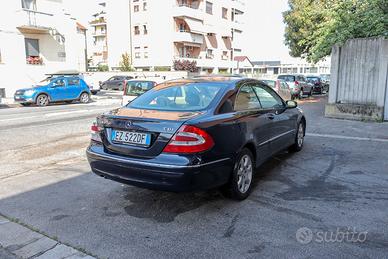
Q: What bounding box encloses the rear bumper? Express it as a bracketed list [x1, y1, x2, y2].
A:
[86, 144, 233, 192]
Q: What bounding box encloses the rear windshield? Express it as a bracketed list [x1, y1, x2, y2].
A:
[126, 81, 155, 96]
[278, 75, 295, 82]
[262, 80, 276, 88]
[128, 83, 223, 111]
[307, 77, 320, 83]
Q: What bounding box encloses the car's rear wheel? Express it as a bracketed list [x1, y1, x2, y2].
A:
[36, 94, 49, 107]
[289, 122, 305, 152]
[222, 148, 254, 200]
[79, 92, 90, 103]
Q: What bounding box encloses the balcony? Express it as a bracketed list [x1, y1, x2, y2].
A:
[90, 17, 107, 26]
[231, 20, 244, 31]
[17, 9, 54, 34]
[173, 4, 204, 21]
[92, 31, 107, 37]
[174, 31, 204, 45]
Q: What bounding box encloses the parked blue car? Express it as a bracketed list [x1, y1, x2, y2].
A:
[14, 76, 91, 106]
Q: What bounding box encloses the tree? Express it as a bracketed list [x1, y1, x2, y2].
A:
[283, 0, 388, 63]
[119, 52, 133, 71]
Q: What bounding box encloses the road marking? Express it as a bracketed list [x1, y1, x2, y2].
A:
[306, 133, 388, 143]
[0, 108, 111, 122]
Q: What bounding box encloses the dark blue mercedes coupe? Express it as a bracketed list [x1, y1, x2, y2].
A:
[86, 77, 306, 200]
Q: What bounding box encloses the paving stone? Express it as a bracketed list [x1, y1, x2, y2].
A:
[13, 236, 57, 258]
[0, 221, 43, 249]
[35, 244, 78, 259]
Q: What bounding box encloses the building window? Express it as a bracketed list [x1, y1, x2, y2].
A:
[143, 2, 147, 11]
[21, 0, 36, 10]
[144, 46, 148, 58]
[222, 7, 228, 19]
[206, 1, 213, 15]
[143, 25, 148, 35]
[134, 26, 140, 35]
[206, 49, 213, 59]
[134, 47, 141, 59]
[25, 38, 42, 65]
[134, 5, 139, 12]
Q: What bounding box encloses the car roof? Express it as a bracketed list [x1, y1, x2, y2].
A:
[154, 77, 253, 90]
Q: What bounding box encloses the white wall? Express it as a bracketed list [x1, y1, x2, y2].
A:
[106, 0, 131, 69]
[0, 0, 85, 98]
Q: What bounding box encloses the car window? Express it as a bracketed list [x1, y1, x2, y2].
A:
[278, 75, 295, 82]
[234, 85, 261, 111]
[253, 85, 284, 109]
[52, 79, 65, 87]
[126, 81, 155, 96]
[281, 82, 289, 89]
[262, 80, 275, 88]
[129, 83, 222, 111]
[68, 78, 80, 86]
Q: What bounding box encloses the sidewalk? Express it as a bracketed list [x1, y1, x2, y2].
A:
[0, 215, 95, 259]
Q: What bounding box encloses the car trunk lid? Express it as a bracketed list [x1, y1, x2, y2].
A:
[100, 107, 203, 158]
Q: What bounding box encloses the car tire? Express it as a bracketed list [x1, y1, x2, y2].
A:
[289, 121, 305, 152]
[79, 92, 90, 104]
[298, 90, 304, 99]
[222, 148, 255, 200]
[35, 94, 49, 107]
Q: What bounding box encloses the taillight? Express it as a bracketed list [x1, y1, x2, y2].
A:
[295, 81, 299, 86]
[163, 125, 214, 153]
[91, 122, 102, 143]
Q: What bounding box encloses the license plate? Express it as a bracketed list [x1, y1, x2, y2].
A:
[111, 130, 151, 146]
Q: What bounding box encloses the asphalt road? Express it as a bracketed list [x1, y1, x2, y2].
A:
[1, 95, 388, 258]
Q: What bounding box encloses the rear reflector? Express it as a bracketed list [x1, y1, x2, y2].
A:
[91, 122, 102, 142]
[163, 125, 214, 153]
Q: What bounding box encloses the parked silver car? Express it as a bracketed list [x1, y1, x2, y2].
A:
[277, 74, 313, 99]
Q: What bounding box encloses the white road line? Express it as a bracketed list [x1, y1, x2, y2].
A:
[0, 108, 111, 122]
[306, 133, 388, 143]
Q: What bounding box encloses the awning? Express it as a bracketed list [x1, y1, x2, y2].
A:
[204, 35, 216, 49]
[184, 18, 204, 34]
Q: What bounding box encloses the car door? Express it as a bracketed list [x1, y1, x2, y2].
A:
[47, 78, 67, 101]
[105, 77, 116, 89]
[66, 77, 82, 100]
[299, 76, 311, 93]
[253, 84, 296, 154]
[234, 83, 273, 163]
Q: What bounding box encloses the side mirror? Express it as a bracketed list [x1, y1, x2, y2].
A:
[286, 100, 298, 109]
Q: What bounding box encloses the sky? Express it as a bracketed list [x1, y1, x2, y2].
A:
[64, 0, 293, 62]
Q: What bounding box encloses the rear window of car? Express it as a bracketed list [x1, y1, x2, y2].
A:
[307, 77, 320, 83]
[125, 81, 155, 96]
[128, 83, 223, 111]
[278, 75, 295, 82]
[262, 80, 276, 88]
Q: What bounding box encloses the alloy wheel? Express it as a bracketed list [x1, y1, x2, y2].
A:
[80, 93, 89, 103]
[237, 154, 253, 194]
[297, 123, 304, 147]
[36, 95, 48, 106]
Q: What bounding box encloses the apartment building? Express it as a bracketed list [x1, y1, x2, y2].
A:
[251, 59, 331, 77]
[104, 0, 245, 73]
[90, 2, 108, 67]
[0, 0, 85, 98]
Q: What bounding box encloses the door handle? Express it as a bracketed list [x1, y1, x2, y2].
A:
[267, 113, 275, 120]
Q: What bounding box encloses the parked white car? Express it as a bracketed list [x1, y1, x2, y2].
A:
[121, 80, 157, 106]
